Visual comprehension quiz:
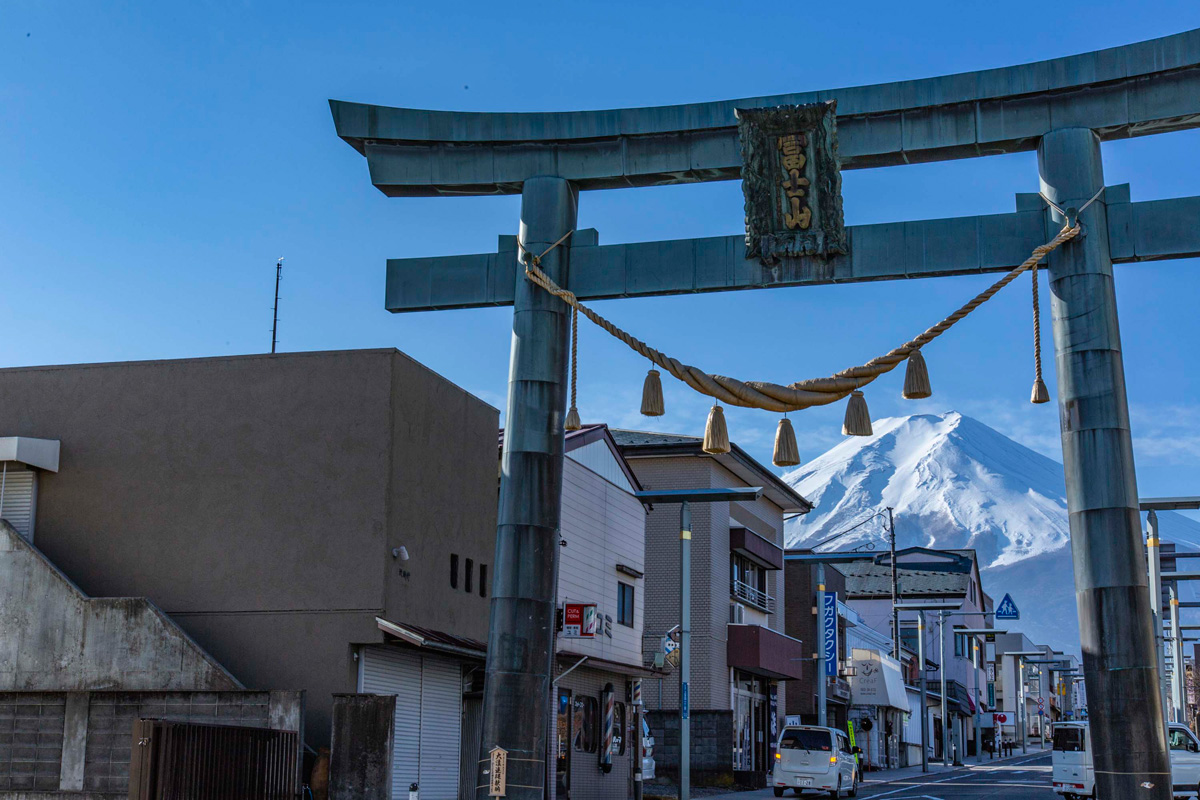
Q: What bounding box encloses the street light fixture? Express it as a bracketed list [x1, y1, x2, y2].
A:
[894, 601, 963, 771]
[634, 487, 762, 800]
[1004, 650, 1047, 754]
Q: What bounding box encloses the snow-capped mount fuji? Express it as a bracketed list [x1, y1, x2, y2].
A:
[782, 411, 1200, 655]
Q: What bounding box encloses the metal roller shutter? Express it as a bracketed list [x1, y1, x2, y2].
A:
[362, 646, 422, 798]
[419, 656, 463, 800]
[0, 465, 36, 541]
[361, 646, 464, 800]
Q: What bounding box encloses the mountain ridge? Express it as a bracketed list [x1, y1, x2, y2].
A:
[782, 411, 1200, 655]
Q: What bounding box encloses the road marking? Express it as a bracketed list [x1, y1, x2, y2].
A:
[863, 754, 1050, 797]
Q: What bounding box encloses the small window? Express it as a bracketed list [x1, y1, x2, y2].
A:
[1053, 727, 1085, 752]
[479, 563, 488, 598]
[573, 696, 598, 753]
[779, 729, 832, 751]
[450, 554, 459, 589]
[466, 558, 474, 594]
[1169, 729, 1198, 752]
[614, 702, 626, 755]
[617, 582, 635, 627]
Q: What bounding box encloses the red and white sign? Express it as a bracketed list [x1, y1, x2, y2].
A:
[994, 713, 1008, 724]
[562, 603, 598, 638]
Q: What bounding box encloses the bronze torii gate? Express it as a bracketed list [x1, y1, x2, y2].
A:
[331, 29, 1200, 800]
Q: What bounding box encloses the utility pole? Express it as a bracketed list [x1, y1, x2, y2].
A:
[635, 487, 761, 800]
[817, 561, 828, 729]
[918, 611, 928, 773]
[1040, 127, 1170, 798]
[939, 613, 949, 766]
[271, 257, 283, 354]
[1148, 510, 1168, 731]
[1170, 585, 1184, 723]
[888, 507, 899, 661]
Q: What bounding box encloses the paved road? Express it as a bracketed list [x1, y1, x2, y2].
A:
[856, 752, 1052, 799]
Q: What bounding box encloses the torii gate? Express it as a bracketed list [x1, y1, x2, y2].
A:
[331, 29, 1200, 800]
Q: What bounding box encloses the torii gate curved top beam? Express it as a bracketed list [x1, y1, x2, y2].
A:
[331, 28, 1200, 196]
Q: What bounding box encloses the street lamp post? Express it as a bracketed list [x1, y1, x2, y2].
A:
[955, 627, 1008, 765]
[635, 487, 763, 800]
[1006, 651, 1045, 756]
[895, 601, 960, 773]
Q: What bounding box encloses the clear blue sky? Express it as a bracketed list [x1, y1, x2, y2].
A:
[3, 2, 1199, 503]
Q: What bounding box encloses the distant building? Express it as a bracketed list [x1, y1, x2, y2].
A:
[0, 350, 500, 798]
[613, 430, 811, 788]
[840, 548, 990, 766]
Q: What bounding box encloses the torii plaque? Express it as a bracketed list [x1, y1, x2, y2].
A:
[331, 29, 1200, 800]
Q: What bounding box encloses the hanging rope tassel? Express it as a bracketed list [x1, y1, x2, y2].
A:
[902, 349, 932, 400]
[565, 305, 582, 430]
[1030, 263, 1050, 405]
[641, 368, 665, 417]
[703, 404, 730, 454]
[773, 416, 801, 467]
[843, 391, 873, 436]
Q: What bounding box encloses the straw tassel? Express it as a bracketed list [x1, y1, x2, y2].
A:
[1030, 263, 1050, 405]
[1030, 379, 1049, 405]
[902, 349, 932, 400]
[703, 404, 730, 454]
[641, 369, 665, 416]
[842, 391, 873, 436]
[772, 417, 801, 468]
[564, 306, 582, 430]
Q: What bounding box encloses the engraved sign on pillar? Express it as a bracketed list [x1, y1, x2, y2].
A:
[488, 746, 507, 797]
[737, 101, 846, 265]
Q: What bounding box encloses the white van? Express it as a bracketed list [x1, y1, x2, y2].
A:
[1052, 721, 1200, 798]
[772, 725, 859, 798]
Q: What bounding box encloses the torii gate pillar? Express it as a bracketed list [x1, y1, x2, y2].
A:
[1040, 128, 1170, 797]
[478, 176, 577, 800]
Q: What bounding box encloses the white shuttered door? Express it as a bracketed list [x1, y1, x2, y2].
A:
[0, 465, 36, 541]
[361, 646, 463, 800]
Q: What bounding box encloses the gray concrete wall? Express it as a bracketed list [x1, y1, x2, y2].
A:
[0, 522, 239, 692]
[0, 349, 499, 746]
[0, 689, 301, 799]
[329, 694, 395, 800]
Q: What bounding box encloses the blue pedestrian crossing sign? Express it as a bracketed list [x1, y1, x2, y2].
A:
[995, 593, 1020, 621]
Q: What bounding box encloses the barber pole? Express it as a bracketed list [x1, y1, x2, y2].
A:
[601, 684, 615, 772]
[632, 680, 642, 707]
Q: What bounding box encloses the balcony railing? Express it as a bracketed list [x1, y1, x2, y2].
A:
[731, 579, 775, 613]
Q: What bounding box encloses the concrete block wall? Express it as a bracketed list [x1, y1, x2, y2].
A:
[0, 690, 301, 798]
[0, 694, 65, 792]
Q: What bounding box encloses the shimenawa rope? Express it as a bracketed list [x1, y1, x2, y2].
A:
[519, 225, 1081, 414]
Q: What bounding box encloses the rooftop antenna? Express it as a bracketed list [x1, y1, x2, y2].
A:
[271, 257, 283, 353]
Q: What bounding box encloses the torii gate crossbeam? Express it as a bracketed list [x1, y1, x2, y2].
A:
[331, 29, 1200, 800]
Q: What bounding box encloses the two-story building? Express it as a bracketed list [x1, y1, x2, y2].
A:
[840, 548, 990, 765]
[0, 349, 502, 799]
[612, 430, 811, 788]
[782, 557, 852, 730]
[541, 425, 650, 800]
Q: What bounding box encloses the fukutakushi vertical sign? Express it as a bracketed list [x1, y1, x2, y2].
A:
[737, 100, 846, 265]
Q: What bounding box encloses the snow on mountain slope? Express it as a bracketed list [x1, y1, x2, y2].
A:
[783, 411, 1200, 655]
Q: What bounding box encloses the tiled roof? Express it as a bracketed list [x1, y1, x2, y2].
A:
[609, 430, 701, 447]
[839, 560, 972, 598]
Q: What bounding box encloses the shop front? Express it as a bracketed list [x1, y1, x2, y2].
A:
[847, 648, 909, 770]
[727, 624, 804, 787]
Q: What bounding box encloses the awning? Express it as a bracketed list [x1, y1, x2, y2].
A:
[376, 617, 487, 660]
[848, 648, 908, 711]
[727, 624, 804, 680]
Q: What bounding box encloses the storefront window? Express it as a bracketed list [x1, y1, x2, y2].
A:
[614, 702, 626, 755]
[572, 696, 598, 753]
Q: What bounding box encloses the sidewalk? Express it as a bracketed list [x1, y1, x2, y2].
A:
[645, 750, 1046, 800]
